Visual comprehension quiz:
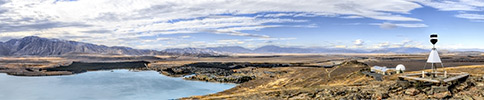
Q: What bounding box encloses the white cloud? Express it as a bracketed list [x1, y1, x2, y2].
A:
[388, 39, 425, 48]
[340, 23, 363, 25]
[353, 39, 365, 46]
[394, 23, 429, 27]
[371, 22, 428, 29]
[0, 0, 426, 49]
[329, 40, 427, 50]
[411, 0, 484, 21]
[358, 40, 425, 49]
[375, 42, 391, 48]
[180, 36, 191, 39]
[217, 39, 245, 45]
[257, 13, 296, 18]
[411, 0, 483, 11]
[455, 13, 484, 20]
[156, 37, 173, 41]
[341, 16, 364, 19]
[334, 45, 347, 48]
[377, 22, 398, 29]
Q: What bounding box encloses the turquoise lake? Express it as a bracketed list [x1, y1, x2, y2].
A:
[0, 70, 236, 100]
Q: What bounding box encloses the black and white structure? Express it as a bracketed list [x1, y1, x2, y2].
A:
[424, 33, 444, 74]
[398, 34, 469, 92]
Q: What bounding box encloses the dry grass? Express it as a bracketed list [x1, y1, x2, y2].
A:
[187, 62, 370, 99]
[0, 57, 70, 68]
[441, 65, 484, 75]
[399, 65, 484, 75]
[0, 57, 64, 60]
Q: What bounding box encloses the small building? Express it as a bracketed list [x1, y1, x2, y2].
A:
[371, 64, 405, 75]
[395, 64, 406, 74]
[371, 66, 396, 75]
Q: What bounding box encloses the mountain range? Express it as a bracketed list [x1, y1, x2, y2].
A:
[199, 45, 430, 54]
[0, 36, 162, 56]
[0, 36, 435, 56]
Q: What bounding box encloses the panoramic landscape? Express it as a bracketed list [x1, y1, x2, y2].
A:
[1, 0, 484, 100]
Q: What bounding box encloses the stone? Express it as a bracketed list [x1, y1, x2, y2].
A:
[476, 82, 484, 87]
[335, 91, 347, 96]
[461, 95, 474, 100]
[396, 80, 411, 88]
[433, 91, 451, 99]
[454, 82, 472, 92]
[405, 88, 420, 96]
[373, 92, 389, 99]
[289, 93, 311, 99]
[473, 96, 484, 100]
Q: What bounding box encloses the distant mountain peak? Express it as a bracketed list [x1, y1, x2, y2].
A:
[21, 36, 41, 39]
[259, 45, 280, 48]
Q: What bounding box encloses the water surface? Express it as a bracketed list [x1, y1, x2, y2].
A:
[0, 70, 235, 100]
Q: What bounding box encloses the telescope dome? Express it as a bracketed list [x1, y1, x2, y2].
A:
[396, 64, 406, 71]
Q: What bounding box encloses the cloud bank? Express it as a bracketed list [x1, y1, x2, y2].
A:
[0, 0, 475, 49]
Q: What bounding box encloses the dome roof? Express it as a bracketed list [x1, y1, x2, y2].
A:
[396, 64, 405, 71]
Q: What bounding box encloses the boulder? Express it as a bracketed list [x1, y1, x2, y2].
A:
[373, 92, 389, 99]
[432, 91, 451, 99]
[477, 82, 484, 87]
[405, 88, 420, 96]
[396, 80, 411, 89]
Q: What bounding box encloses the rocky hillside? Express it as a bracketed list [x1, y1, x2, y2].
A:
[185, 60, 372, 99]
[0, 36, 160, 56]
[187, 63, 484, 99]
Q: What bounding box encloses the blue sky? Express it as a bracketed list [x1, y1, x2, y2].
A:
[0, 0, 483, 50]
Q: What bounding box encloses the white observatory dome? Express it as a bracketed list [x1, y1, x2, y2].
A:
[396, 64, 406, 71]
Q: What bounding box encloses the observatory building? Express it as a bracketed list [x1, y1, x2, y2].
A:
[395, 64, 405, 74]
[370, 64, 405, 75]
[371, 66, 391, 75]
[398, 33, 469, 94]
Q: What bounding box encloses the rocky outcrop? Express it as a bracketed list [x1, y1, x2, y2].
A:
[45, 61, 150, 73]
[341, 60, 368, 67]
[158, 62, 293, 83]
[0, 61, 150, 76]
[161, 67, 232, 77]
[186, 75, 255, 84]
[225, 85, 390, 100]
[387, 75, 484, 99]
